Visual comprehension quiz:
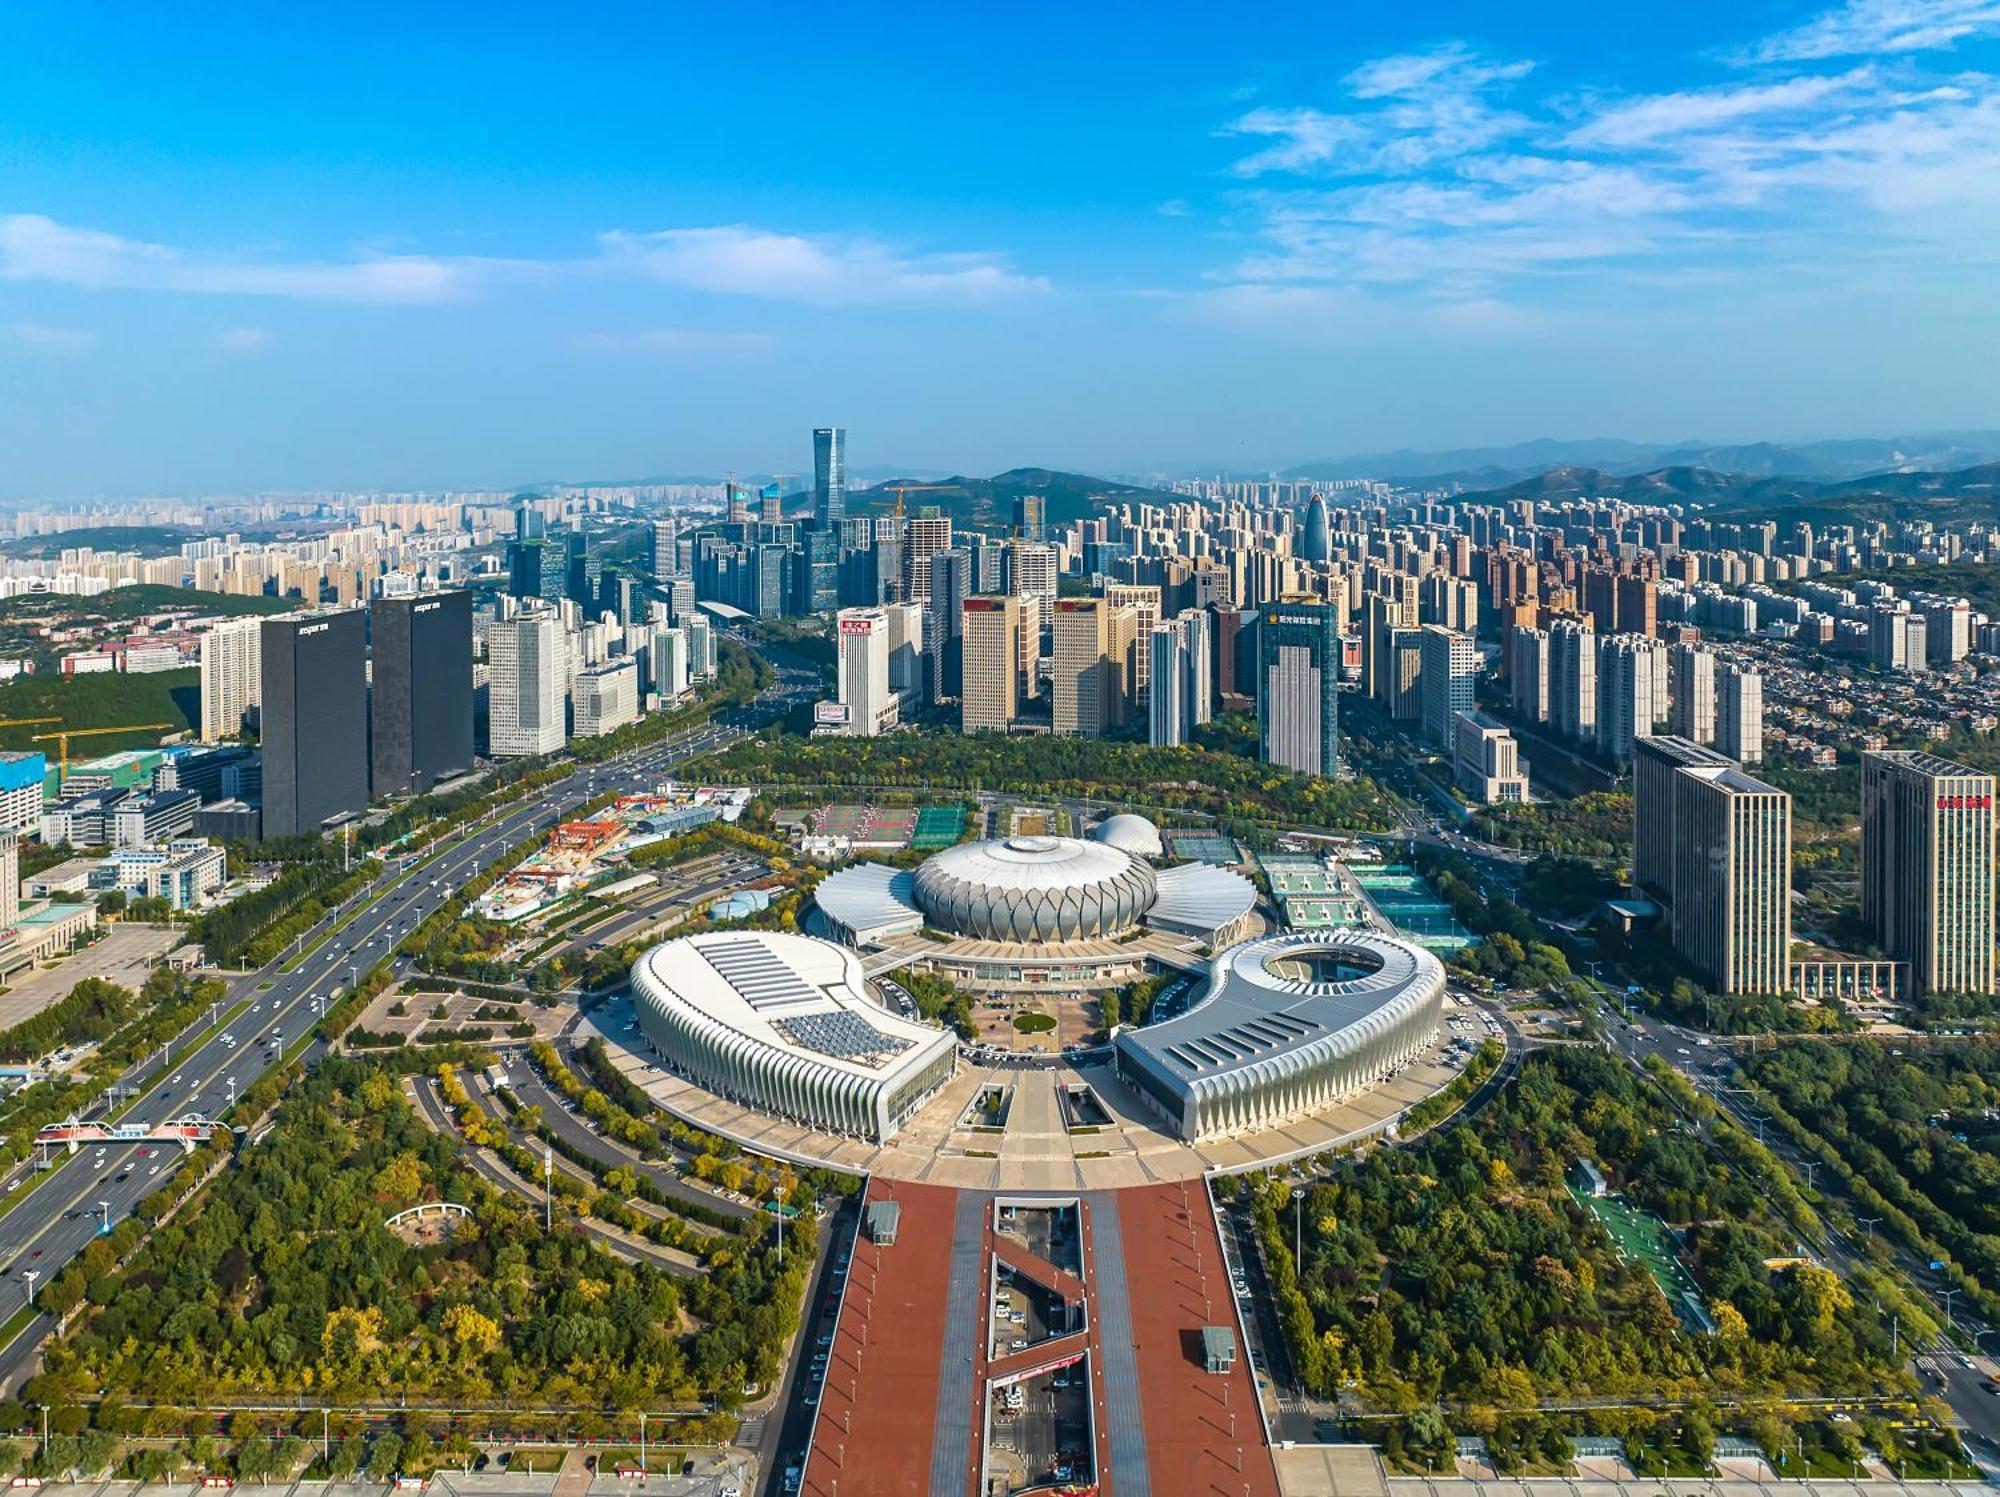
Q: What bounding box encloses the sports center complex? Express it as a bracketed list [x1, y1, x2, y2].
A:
[590, 810, 1481, 1497]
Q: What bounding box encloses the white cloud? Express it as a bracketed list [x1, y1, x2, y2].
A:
[597, 225, 1048, 306]
[1744, 0, 2000, 63]
[216, 326, 270, 353]
[1202, 4, 2000, 322]
[3, 322, 95, 354]
[1568, 69, 1875, 148]
[571, 327, 776, 359]
[0, 214, 468, 303]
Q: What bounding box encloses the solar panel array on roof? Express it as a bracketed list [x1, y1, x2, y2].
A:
[773, 1010, 913, 1065]
[1163, 1011, 1320, 1072]
[700, 936, 822, 1012]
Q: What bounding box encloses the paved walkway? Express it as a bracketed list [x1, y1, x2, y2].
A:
[0, 924, 181, 1028]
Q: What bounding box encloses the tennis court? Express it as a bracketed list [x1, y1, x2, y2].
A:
[1169, 832, 1238, 864]
[910, 805, 968, 850]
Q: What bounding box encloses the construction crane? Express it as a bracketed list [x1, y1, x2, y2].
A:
[32, 723, 175, 779]
[0, 717, 61, 737]
[884, 483, 956, 521]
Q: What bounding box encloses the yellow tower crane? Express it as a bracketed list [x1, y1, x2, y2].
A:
[31, 723, 175, 780]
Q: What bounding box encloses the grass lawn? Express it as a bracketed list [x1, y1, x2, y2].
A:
[1014, 1012, 1055, 1033]
[502, 1448, 568, 1474]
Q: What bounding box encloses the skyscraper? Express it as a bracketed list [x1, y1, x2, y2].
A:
[836, 607, 895, 736]
[1550, 620, 1597, 742]
[1510, 625, 1550, 723]
[960, 597, 1021, 734]
[1300, 494, 1332, 564]
[1418, 624, 1476, 749]
[1595, 634, 1661, 763]
[198, 617, 262, 743]
[1717, 663, 1763, 764]
[1104, 584, 1162, 705]
[1257, 600, 1340, 777]
[370, 591, 474, 798]
[1632, 735, 1791, 993]
[1862, 750, 1997, 996]
[260, 610, 370, 839]
[1052, 598, 1127, 737]
[1012, 493, 1045, 543]
[487, 610, 567, 758]
[925, 548, 972, 704]
[1672, 761, 1793, 995]
[650, 519, 678, 580]
[1147, 624, 1187, 746]
[1453, 711, 1527, 804]
[1669, 642, 1716, 745]
[813, 427, 846, 527]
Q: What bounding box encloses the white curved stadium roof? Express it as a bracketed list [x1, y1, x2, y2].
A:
[1089, 813, 1164, 858]
[920, 834, 1137, 893]
[1148, 863, 1257, 937]
[631, 930, 943, 1080]
[815, 863, 924, 943]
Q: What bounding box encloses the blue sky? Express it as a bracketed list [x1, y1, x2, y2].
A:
[4, 0, 2000, 495]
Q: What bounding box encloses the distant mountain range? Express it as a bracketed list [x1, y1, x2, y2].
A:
[1451, 460, 2000, 523]
[1278, 430, 2000, 487]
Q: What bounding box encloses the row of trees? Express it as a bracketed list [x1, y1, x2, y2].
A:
[1257, 1047, 1918, 1414]
[37, 1052, 810, 1409]
[692, 726, 1398, 834]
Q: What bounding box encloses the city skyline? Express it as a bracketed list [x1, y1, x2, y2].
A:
[6, 0, 2000, 495]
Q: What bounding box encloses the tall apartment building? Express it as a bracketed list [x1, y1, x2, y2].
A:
[1632, 735, 1791, 994]
[836, 607, 896, 736]
[1149, 623, 1188, 747]
[1183, 607, 1213, 728]
[369, 591, 474, 799]
[960, 597, 1021, 734]
[1596, 634, 1661, 763]
[1015, 593, 1044, 702]
[1869, 606, 1928, 673]
[1454, 711, 1527, 804]
[649, 518, 678, 580]
[1258, 600, 1340, 777]
[1550, 620, 1597, 742]
[1051, 598, 1129, 737]
[1104, 584, 1162, 704]
[1669, 642, 1715, 745]
[1861, 751, 1997, 995]
[1510, 625, 1550, 723]
[1013, 493, 1046, 544]
[260, 610, 370, 839]
[198, 617, 263, 743]
[1717, 663, 1764, 764]
[1418, 625, 1476, 749]
[487, 610, 567, 758]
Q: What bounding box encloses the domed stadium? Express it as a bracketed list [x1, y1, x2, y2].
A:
[1088, 812, 1165, 859]
[911, 835, 1158, 943]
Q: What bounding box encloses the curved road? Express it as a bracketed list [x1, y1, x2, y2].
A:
[0, 662, 805, 1391]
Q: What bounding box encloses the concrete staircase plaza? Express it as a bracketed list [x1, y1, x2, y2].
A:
[580, 1013, 1469, 1187]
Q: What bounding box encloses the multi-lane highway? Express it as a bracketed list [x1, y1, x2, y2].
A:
[0, 660, 803, 1392]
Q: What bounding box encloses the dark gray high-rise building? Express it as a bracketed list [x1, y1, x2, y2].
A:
[261, 610, 369, 839]
[1256, 599, 1340, 777]
[371, 592, 474, 799]
[814, 427, 846, 527]
[926, 548, 973, 704]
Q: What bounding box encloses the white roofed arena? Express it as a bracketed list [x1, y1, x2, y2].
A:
[630, 931, 957, 1143]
